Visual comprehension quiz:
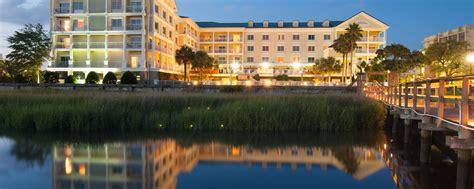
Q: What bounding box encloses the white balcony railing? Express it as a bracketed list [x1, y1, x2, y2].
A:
[72, 42, 87, 49]
[108, 42, 124, 49]
[127, 42, 142, 49]
[200, 38, 213, 42]
[126, 25, 142, 31]
[90, 42, 105, 49]
[55, 8, 70, 14]
[126, 5, 142, 13]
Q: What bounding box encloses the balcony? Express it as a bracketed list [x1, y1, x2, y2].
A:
[214, 49, 227, 53]
[90, 42, 105, 49]
[55, 42, 70, 49]
[127, 42, 142, 49]
[228, 49, 242, 53]
[109, 26, 124, 31]
[126, 5, 142, 13]
[355, 49, 378, 54]
[73, 27, 85, 31]
[229, 38, 243, 42]
[126, 24, 142, 31]
[200, 38, 213, 42]
[215, 38, 228, 42]
[72, 42, 87, 49]
[55, 62, 70, 68]
[55, 25, 70, 32]
[55, 7, 70, 14]
[108, 42, 124, 49]
[358, 37, 385, 42]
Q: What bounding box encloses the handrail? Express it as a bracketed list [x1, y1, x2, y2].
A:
[365, 75, 473, 130]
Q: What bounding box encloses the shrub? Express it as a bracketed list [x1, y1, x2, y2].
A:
[43, 71, 59, 84]
[275, 74, 289, 81]
[253, 74, 261, 81]
[220, 85, 244, 93]
[121, 71, 137, 84]
[103, 72, 117, 85]
[85, 72, 100, 84]
[64, 75, 77, 84]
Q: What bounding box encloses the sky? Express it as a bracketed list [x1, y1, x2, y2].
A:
[0, 0, 473, 57]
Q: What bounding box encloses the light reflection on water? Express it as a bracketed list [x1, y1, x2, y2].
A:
[0, 133, 395, 189]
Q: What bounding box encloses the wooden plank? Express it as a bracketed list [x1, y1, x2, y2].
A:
[424, 81, 431, 114]
[446, 137, 474, 150]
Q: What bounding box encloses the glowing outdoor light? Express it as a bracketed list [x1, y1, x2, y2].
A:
[264, 80, 272, 87]
[383, 144, 387, 150]
[245, 80, 252, 86]
[467, 54, 474, 63]
[292, 62, 301, 69]
[193, 81, 198, 85]
[262, 62, 270, 69]
[231, 62, 240, 70]
[65, 157, 72, 175]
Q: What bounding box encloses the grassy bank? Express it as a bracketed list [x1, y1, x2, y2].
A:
[0, 90, 386, 132]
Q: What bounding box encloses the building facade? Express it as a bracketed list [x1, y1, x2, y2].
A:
[423, 24, 474, 49]
[48, 0, 388, 83]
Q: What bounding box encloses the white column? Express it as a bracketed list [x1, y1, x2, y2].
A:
[122, 35, 127, 68]
[104, 34, 109, 67]
[86, 35, 91, 67]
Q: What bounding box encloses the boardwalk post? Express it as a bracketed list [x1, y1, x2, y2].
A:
[456, 76, 473, 189]
[413, 81, 418, 110]
[399, 84, 402, 107]
[424, 81, 431, 114]
[437, 79, 446, 127]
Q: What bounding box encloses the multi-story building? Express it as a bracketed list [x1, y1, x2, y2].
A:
[423, 24, 474, 49]
[48, 0, 388, 84]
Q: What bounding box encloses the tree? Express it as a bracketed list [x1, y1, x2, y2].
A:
[175, 46, 195, 81]
[356, 61, 368, 74]
[85, 72, 100, 84]
[5, 24, 50, 83]
[313, 57, 342, 82]
[332, 34, 353, 83]
[192, 51, 215, 81]
[424, 40, 470, 77]
[103, 72, 118, 84]
[64, 75, 77, 84]
[345, 23, 363, 81]
[121, 71, 137, 84]
[365, 62, 386, 82]
[42, 71, 59, 84]
[375, 44, 418, 73]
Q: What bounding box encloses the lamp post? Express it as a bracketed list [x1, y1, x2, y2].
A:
[230, 62, 239, 85]
[292, 62, 303, 86]
[467, 54, 474, 75]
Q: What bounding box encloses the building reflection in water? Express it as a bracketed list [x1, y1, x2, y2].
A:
[52, 140, 386, 189]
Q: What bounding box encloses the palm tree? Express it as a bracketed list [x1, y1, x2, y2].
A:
[345, 23, 363, 80]
[175, 46, 195, 81]
[192, 51, 215, 81]
[313, 57, 342, 82]
[332, 34, 352, 82]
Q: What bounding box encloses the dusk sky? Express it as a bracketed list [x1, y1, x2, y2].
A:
[0, 0, 473, 56]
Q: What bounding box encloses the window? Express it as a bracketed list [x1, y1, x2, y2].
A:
[278, 34, 285, 41]
[277, 46, 284, 52]
[247, 57, 254, 63]
[247, 46, 254, 52]
[324, 34, 331, 41]
[112, 0, 122, 11]
[308, 46, 315, 52]
[154, 22, 159, 31]
[262, 46, 269, 52]
[308, 57, 315, 63]
[459, 32, 466, 41]
[308, 35, 315, 40]
[154, 5, 159, 13]
[73, 2, 84, 13]
[169, 16, 173, 24]
[218, 57, 226, 64]
[162, 11, 167, 19]
[262, 35, 269, 41]
[276, 56, 284, 63]
[262, 57, 269, 62]
[293, 35, 300, 41]
[111, 19, 123, 30]
[293, 56, 300, 63]
[247, 35, 254, 41]
[293, 46, 300, 52]
[73, 19, 85, 31]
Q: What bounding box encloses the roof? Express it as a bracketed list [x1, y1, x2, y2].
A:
[194, 11, 387, 29]
[196, 21, 344, 28]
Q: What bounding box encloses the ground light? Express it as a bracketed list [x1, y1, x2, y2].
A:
[467, 54, 474, 74]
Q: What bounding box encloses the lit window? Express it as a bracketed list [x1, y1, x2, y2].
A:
[276, 56, 284, 63]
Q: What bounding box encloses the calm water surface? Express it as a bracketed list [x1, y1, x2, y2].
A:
[0, 132, 401, 189]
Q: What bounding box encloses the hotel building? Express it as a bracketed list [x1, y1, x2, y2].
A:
[48, 0, 388, 83]
[423, 24, 474, 49]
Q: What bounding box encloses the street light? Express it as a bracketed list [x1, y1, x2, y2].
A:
[467, 54, 474, 74]
[230, 62, 240, 85]
[292, 62, 303, 85]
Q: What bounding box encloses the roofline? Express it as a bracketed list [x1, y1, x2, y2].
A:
[343, 11, 390, 27]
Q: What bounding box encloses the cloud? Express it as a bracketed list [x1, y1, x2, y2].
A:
[0, 0, 49, 25]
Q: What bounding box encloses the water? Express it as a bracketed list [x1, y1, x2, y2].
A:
[0, 132, 397, 189]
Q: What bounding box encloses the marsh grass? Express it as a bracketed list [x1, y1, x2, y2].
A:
[0, 90, 386, 132]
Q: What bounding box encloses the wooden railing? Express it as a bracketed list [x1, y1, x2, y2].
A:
[365, 75, 474, 128]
